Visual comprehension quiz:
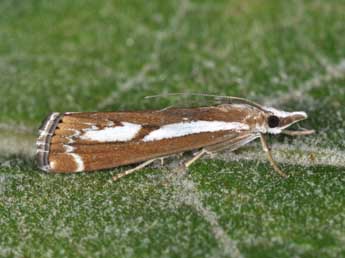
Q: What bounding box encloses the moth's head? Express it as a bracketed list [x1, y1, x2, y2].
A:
[262, 107, 308, 134]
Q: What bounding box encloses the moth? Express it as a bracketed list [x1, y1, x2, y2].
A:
[36, 94, 314, 180]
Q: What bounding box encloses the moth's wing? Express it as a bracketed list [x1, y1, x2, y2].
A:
[49, 132, 245, 173]
[44, 112, 248, 173]
[145, 93, 265, 111]
[205, 133, 260, 153]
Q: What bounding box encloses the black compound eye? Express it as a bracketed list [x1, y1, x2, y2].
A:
[268, 115, 280, 128]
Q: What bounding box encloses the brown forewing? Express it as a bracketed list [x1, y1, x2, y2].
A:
[48, 105, 257, 172]
[49, 131, 243, 172]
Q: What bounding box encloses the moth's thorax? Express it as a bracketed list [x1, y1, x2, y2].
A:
[213, 104, 266, 133]
[245, 112, 268, 133]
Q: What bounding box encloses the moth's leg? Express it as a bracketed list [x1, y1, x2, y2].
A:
[160, 157, 165, 166]
[112, 159, 157, 181]
[184, 143, 229, 168]
[282, 129, 315, 136]
[259, 134, 287, 178]
[185, 149, 209, 168]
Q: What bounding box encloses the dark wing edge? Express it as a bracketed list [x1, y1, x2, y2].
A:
[36, 112, 64, 172]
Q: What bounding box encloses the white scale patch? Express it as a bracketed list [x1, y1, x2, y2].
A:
[66, 129, 81, 144]
[143, 121, 249, 142]
[80, 122, 142, 142]
[64, 144, 75, 153]
[70, 153, 84, 172]
[49, 152, 84, 172]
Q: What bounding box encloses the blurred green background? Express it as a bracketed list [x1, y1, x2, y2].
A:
[1, 0, 345, 257]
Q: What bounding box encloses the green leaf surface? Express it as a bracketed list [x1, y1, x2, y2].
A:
[1, 0, 345, 257]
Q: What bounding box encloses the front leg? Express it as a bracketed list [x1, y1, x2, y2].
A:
[260, 134, 287, 178]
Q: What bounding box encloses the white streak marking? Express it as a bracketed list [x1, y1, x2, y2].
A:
[69, 153, 84, 172]
[64, 145, 75, 153]
[80, 122, 142, 142]
[83, 125, 99, 131]
[143, 121, 249, 142]
[107, 120, 115, 126]
[67, 129, 81, 144]
[49, 161, 57, 170]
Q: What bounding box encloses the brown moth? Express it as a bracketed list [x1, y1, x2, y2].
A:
[36, 94, 314, 180]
